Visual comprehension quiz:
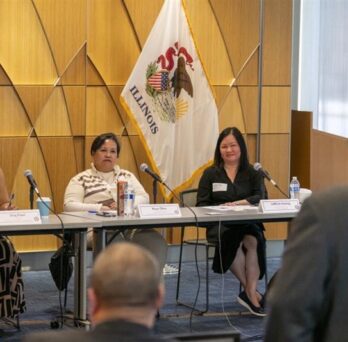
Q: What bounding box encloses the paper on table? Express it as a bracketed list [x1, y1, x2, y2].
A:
[203, 205, 259, 212]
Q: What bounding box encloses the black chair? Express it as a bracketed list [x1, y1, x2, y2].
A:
[176, 188, 215, 314]
[176, 188, 268, 314]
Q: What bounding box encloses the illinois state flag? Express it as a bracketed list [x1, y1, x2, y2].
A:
[120, 0, 219, 200]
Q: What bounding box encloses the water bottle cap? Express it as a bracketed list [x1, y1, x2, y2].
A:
[292, 176, 297, 180]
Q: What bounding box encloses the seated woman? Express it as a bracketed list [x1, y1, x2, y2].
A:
[64, 132, 167, 271]
[196, 127, 266, 317]
[0, 167, 26, 319]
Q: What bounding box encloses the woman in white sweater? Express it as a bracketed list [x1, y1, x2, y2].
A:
[64, 132, 167, 271]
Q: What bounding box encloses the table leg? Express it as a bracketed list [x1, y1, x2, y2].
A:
[93, 228, 106, 260]
[74, 230, 88, 326]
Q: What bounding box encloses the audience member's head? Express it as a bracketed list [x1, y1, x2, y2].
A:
[88, 242, 164, 328]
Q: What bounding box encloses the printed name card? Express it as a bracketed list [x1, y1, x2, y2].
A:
[0, 210, 42, 225]
[138, 204, 181, 219]
[259, 199, 300, 213]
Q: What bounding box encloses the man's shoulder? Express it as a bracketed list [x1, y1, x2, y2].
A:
[306, 186, 348, 214]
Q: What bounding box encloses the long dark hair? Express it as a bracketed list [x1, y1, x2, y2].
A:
[213, 127, 249, 171]
[90, 132, 121, 157]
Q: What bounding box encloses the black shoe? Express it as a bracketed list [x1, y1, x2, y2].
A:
[257, 291, 265, 308]
[237, 291, 266, 317]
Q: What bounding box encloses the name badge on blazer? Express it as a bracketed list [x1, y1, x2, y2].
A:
[212, 183, 227, 192]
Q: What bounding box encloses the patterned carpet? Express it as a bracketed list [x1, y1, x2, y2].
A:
[0, 258, 281, 341]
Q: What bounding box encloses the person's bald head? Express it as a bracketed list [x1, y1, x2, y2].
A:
[91, 242, 162, 309]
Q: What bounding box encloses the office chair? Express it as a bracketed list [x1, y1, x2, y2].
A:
[176, 188, 269, 314]
[176, 188, 215, 314]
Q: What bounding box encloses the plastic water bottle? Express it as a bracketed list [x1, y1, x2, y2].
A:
[124, 183, 135, 216]
[289, 176, 300, 200]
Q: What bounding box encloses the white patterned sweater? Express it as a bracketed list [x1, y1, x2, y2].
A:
[64, 163, 149, 212]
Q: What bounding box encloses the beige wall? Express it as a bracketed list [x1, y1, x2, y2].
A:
[0, 0, 292, 251]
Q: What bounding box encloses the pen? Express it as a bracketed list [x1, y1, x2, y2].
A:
[8, 193, 14, 209]
[88, 210, 97, 214]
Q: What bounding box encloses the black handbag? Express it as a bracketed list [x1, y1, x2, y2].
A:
[49, 244, 74, 291]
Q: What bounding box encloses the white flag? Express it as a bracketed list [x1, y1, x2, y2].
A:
[120, 0, 219, 200]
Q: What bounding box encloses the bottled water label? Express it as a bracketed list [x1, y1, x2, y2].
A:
[124, 190, 135, 216]
[289, 177, 300, 200]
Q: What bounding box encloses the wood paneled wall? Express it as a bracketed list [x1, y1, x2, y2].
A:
[0, 0, 292, 251]
[291, 110, 348, 193]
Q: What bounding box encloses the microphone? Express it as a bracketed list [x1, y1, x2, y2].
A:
[253, 162, 277, 186]
[253, 162, 289, 198]
[140, 163, 163, 184]
[24, 169, 40, 194]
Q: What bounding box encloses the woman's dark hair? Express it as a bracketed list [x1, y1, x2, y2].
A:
[213, 127, 249, 171]
[90, 132, 121, 156]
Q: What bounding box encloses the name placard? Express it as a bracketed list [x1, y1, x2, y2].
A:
[0, 210, 42, 225]
[259, 199, 300, 213]
[138, 204, 181, 219]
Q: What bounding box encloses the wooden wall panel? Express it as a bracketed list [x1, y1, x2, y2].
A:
[86, 86, 124, 135]
[39, 137, 78, 213]
[33, 0, 87, 77]
[14, 138, 53, 209]
[246, 134, 257, 164]
[291, 111, 348, 193]
[239, 86, 258, 133]
[263, 0, 292, 85]
[219, 88, 245, 132]
[260, 134, 290, 200]
[0, 0, 292, 250]
[8, 234, 59, 253]
[0, 87, 32, 136]
[87, 0, 140, 84]
[63, 86, 86, 136]
[184, 0, 233, 85]
[60, 45, 86, 85]
[35, 87, 72, 136]
[15, 86, 55, 126]
[0, 0, 57, 84]
[0, 138, 27, 191]
[0, 65, 11, 85]
[311, 130, 348, 190]
[124, 0, 163, 47]
[73, 137, 85, 174]
[211, 0, 259, 85]
[261, 86, 291, 133]
[10, 138, 57, 251]
[290, 110, 312, 188]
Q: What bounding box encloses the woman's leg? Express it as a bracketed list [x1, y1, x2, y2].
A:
[242, 234, 261, 307]
[229, 243, 247, 289]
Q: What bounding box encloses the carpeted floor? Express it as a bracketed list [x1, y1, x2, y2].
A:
[0, 258, 281, 341]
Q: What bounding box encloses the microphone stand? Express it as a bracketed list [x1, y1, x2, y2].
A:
[152, 179, 158, 204]
[264, 179, 288, 198]
[29, 185, 35, 209]
[273, 183, 289, 198]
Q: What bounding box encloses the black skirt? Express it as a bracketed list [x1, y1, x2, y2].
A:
[206, 223, 266, 278]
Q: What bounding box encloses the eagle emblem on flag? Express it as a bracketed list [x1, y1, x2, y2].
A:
[145, 42, 193, 123]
